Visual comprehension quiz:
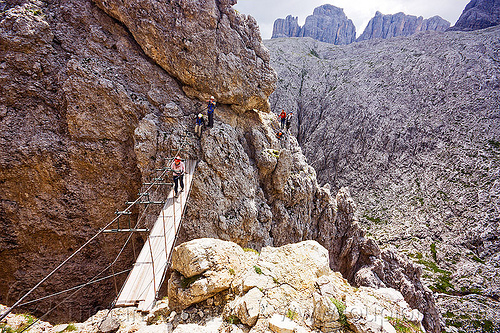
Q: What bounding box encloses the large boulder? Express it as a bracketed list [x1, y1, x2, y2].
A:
[168, 238, 247, 309]
[257, 240, 330, 291]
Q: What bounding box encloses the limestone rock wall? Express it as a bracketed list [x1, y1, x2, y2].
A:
[271, 15, 300, 39]
[357, 11, 450, 42]
[272, 5, 451, 45]
[92, 0, 276, 113]
[299, 4, 356, 45]
[448, 0, 500, 31]
[0, 0, 274, 322]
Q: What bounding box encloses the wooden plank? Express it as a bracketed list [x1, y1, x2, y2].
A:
[115, 161, 196, 310]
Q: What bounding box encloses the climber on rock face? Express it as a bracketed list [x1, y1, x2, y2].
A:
[276, 130, 284, 140]
[279, 109, 286, 129]
[207, 96, 216, 128]
[194, 113, 205, 138]
[171, 156, 185, 198]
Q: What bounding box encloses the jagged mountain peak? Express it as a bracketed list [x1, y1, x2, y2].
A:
[357, 11, 450, 41]
[272, 4, 356, 45]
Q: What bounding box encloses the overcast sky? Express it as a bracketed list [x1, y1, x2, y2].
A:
[233, 0, 470, 40]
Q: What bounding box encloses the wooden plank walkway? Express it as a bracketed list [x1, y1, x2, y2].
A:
[115, 160, 196, 311]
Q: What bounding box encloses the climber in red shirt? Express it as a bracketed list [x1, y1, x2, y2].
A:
[279, 109, 286, 129]
[171, 156, 185, 197]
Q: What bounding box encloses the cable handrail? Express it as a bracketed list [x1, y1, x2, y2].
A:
[0, 131, 193, 324]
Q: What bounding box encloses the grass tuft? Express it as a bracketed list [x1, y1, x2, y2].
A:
[243, 247, 260, 255]
[387, 316, 424, 332]
[330, 298, 349, 328]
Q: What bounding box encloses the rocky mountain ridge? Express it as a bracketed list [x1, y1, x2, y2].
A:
[0, 0, 441, 332]
[265, 25, 500, 332]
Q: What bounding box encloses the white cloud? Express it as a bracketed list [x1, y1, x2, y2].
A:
[233, 0, 470, 39]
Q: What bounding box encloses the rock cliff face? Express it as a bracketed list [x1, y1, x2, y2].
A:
[1, 0, 440, 331]
[272, 15, 300, 39]
[92, 0, 276, 113]
[299, 4, 356, 45]
[272, 4, 356, 45]
[448, 0, 500, 31]
[357, 11, 450, 42]
[0, 0, 274, 322]
[265, 26, 500, 331]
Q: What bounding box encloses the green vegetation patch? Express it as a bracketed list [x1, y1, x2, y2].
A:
[225, 315, 240, 325]
[472, 255, 485, 264]
[0, 324, 14, 333]
[387, 316, 424, 333]
[430, 243, 437, 261]
[460, 286, 484, 295]
[0, 314, 36, 333]
[61, 324, 77, 332]
[488, 139, 500, 149]
[243, 247, 260, 255]
[309, 49, 320, 58]
[416, 259, 454, 293]
[472, 319, 494, 332]
[286, 309, 298, 321]
[363, 214, 387, 225]
[446, 319, 463, 328]
[408, 252, 423, 260]
[444, 311, 455, 318]
[26, 7, 43, 16]
[254, 266, 263, 275]
[330, 298, 349, 329]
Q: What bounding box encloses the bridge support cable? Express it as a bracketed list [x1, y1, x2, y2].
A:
[13, 196, 163, 333]
[17, 269, 132, 307]
[1, 131, 194, 323]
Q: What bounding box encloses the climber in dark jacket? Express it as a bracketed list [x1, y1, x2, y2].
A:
[194, 113, 205, 138]
[207, 96, 216, 128]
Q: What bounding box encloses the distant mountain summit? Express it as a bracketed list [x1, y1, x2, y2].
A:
[448, 0, 500, 31]
[272, 5, 450, 44]
[357, 11, 450, 41]
[272, 4, 356, 45]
